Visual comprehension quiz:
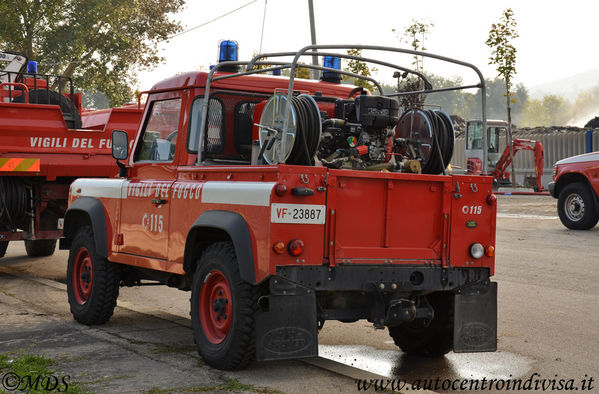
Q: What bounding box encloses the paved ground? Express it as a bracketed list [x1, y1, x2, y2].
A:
[1, 195, 598, 393]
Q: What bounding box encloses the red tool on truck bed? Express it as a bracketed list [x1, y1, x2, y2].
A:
[62, 43, 497, 370]
[0, 52, 141, 257]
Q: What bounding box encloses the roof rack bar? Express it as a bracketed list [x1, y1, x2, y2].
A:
[248, 50, 432, 90]
[386, 83, 482, 97]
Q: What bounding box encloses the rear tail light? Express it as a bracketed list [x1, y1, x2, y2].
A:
[288, 239, 304, 256]
[275, 183, 287, 196]
[469, 243, 484, 259]
[486, 194, 497, 205]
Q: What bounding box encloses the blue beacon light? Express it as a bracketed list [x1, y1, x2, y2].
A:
[217, 40, 239, 72]
[27, 61, 38, 74]
[218, 40, 239, 62]
[322, 56, 341, 83]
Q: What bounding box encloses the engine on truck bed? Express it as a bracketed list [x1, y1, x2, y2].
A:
[317, 94, 399, 169]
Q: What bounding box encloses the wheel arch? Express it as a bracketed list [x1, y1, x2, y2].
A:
[183, 210, 256, 284]
[63, 197, 110, 258]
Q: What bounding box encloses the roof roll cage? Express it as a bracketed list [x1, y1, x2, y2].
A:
[196, 44, 487, 164]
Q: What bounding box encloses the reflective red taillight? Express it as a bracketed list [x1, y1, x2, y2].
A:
[275, 184, 287, 196]
[288, 239, 304, 256]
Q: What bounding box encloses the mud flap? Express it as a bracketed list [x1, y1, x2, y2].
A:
[255, 293, 318, 361]
[453, 281, 497, 352]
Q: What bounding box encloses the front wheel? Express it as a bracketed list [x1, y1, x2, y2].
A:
[66, 226, 120, 325]
[557, 182, 599, 230]
[190, 242, 258, 370]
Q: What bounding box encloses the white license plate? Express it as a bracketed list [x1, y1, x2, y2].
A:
[271, 204, 326, 224]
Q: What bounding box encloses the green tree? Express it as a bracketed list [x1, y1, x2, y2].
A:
[393, 19, 434, 73]
[423, 74, 475, 118]
[486, 8, 518, 185]
[343, 48, 377, 92]
[520, 94, 572, 127]
[470, 78, 528, 122]
[281, 62, 311, 79]
[0, 0, 184, 106]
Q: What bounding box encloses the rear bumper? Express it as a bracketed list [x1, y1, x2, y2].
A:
[275, 264, 491, 292]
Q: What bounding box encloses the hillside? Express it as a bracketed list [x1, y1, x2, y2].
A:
[528, 68, 599, 100]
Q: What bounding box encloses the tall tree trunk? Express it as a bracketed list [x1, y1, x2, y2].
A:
[506, 82, 516, 187]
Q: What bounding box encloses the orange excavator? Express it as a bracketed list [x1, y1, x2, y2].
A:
[465, 120, 544, 192]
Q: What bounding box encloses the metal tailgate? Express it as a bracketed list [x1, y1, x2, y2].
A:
[325, 170, 451, 265]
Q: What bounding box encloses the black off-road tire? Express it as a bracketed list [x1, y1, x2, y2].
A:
[24, 239, 57, 257]
[388, 292, 453, 357]
[13, 89, 82, 129]
[0, 241, 8, 258]
[67, 226, 120, 325]
[557, 182, 599, 230]
[191, 242, 259, 370]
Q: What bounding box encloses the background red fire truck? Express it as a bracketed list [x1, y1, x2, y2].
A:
[549, 151, 599, 229]
[0, 52, 141, 258]
[61, 43, 498, 370]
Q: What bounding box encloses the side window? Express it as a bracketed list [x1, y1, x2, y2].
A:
[187, 97, 224, 153]
[234, 101, 260, 156]
[487, 127, 499, 153]
[466, 122, 483, 150]
[135, 98, 181, 162]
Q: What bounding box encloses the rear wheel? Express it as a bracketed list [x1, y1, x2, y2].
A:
[0, 241, 8, 258]
[191, 242, 258, 370]
[557, 182, 599, 230]
[24, 239, 57, 257]
[67, 226, 120, 325]
[388, 292, 453, 357]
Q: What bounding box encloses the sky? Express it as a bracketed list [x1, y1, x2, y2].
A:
[137, 0, 599, 93]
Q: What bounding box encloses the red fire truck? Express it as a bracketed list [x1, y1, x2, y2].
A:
[0, 52, 141, 257]
[62, 43, 497, 370]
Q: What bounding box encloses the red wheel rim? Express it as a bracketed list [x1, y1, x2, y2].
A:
[199, 269, 233, 344]
[72, 247, 93, 305]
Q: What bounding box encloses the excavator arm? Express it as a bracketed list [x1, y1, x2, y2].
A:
[0, 52, 28, 83]
[493, 138, 544, 191]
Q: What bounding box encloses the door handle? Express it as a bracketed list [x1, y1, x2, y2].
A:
[151, 198, 167, 205]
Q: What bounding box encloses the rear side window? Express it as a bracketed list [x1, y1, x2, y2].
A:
[135, 98, 181, 162]
[187, 98, 224, 153]
[234, 101, 260, 156]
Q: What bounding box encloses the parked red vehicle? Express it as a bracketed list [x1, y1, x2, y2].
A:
[549, 151, 599, 229]
[0, 52, 141, 257]
[62, 43, 498, 370]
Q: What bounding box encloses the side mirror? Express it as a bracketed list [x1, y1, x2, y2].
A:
[112, 130, 129, 160]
